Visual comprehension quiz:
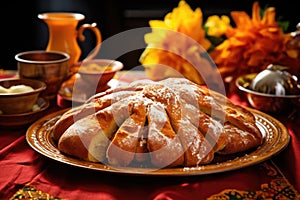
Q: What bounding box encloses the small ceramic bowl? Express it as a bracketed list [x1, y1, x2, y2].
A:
[0, 78, 47, 114]
[236, 73, 300, 113]
[15, 50, 70, 100]
[0, 97, 49, 129]
[77, 59, 123, 89]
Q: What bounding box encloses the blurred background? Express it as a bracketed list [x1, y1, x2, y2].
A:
[1, 0, 298, 70]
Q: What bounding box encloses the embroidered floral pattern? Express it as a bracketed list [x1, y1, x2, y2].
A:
[208, 161, 300, 200]
[10, 185, 62, 200]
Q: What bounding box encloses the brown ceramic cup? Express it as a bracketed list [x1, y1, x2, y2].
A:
[15, 50, 70, 100]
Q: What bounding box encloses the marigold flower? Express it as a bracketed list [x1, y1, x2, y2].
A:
[210, 1, 291, 82]
[139, 0, 216, 85]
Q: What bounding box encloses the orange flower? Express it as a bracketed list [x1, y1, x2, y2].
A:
[210, 1, 291, 80]
[139, 0, 215, 85]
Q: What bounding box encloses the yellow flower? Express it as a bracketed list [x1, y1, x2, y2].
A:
[139, 0, 214, 85]
[205, 15, 231, 37]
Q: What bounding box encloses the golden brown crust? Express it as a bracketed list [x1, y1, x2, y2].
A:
[52, 90, 137, 141]
[58, 114, 102, 162]
[217, 122, 263, 155]
[52, 102, 101, 141]
[147, 103, 185, 167]
[54, 77, 263, 168]
[58, 98, 135, 162]
[141, 83, 214, 166]
[106, 101, 147, 167]
[161, 78, 262, 145]
[190, 83, 262, 141]
[134, 126, 149, 163]
[181, 101, 228, 152]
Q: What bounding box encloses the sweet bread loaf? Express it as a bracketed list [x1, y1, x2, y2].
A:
[52, 77, 263, 168]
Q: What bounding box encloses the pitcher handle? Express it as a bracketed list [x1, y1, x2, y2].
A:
[77, 22, 102, 62]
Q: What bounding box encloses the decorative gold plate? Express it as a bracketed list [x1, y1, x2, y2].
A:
[26, 108, 290, 176]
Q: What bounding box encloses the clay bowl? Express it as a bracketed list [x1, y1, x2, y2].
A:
[0, 97, 49, 129]
[76, 59, 123, 91]
[15, 50, 70, 100]
[0, 78, 47, 114]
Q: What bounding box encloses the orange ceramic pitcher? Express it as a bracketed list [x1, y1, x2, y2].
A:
[38, 12, 102, 72]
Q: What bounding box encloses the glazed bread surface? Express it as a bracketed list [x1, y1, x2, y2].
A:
[53, 77, 263, 168]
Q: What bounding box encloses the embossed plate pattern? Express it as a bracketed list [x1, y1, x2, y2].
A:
[26, 108, 290, 176]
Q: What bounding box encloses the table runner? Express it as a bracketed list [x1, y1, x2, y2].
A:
[7, 161, 299, 200]
[1, 72, 300, 199]
[1, 133, 299, 200]
[0, 106, 299, 199]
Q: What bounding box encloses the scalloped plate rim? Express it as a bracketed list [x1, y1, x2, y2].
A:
[26, 107, 290, 176]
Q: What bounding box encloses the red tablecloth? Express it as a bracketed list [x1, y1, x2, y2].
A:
[1, 75, 300, 200]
